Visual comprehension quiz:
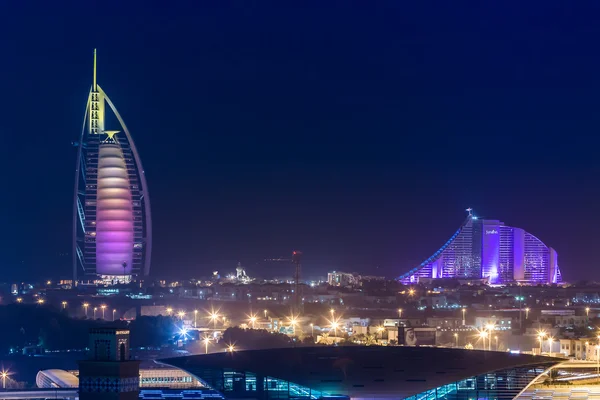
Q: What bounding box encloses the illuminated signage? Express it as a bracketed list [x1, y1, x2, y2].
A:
[485, 229, 498, 234]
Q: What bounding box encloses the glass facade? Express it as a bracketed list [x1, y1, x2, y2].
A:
[199, 369, 328, 399]
[399, 214, 562, 285]
[405, 365, 547, 400]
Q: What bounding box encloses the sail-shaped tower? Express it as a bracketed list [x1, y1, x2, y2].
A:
[72, 50, 152, 283]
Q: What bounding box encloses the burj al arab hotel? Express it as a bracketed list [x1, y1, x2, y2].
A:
[72, 50, 152, 283]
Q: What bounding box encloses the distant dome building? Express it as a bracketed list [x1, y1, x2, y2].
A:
[398, 210, 562, 285]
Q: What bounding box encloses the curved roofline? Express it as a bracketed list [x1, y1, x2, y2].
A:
[100, 86, 153, 277]
[397, 215, 473, 280]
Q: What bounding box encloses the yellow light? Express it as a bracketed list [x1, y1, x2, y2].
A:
[408, 288, 415, 296]
[377, 326, 384, 333]
[537, 330, 547, 338]
[178, 311, 185, 318]
[101, 305, 107, 310]
[166, 307, 173, 314]
[227, 344, 235, 352]
[486, 323, 495, 331]
[454, 333, 458, 337]
[16, 298, 22, 303]
[37, 298, 45, 304]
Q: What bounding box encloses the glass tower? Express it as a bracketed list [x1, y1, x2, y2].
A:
[72, 50, 152, 283]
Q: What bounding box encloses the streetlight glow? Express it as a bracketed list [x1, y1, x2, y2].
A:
[208, 309, 220, 328]
[248, 314, 258, 329]
[202, 336, 211, 354]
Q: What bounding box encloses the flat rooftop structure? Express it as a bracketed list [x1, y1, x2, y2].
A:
[162, 346, 561, 399]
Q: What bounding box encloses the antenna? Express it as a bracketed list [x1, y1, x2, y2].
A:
[93, 49, 97, 91]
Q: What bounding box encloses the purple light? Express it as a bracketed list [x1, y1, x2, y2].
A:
[96, 144, 134, 275]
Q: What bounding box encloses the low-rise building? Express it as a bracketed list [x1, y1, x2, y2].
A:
[559, 338, 588, 360]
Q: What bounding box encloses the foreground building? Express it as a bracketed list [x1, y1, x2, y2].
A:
[72, 50, 152, 283]
[162, 346, 558, 400]
[399, 211, 562, 285]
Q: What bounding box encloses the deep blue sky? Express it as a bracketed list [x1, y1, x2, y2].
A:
[1, 2, 600, 281]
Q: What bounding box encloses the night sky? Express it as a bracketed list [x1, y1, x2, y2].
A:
[1, 2, 600, 281]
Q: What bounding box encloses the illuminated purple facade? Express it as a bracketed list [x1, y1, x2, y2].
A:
[96, 144, 134, 275]
[72, 50, 152, 281]
[398, 212, 562, 285]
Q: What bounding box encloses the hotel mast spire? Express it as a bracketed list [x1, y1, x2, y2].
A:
[93, 48, 97, 92]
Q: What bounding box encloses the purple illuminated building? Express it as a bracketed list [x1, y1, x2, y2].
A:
[398, 210, 562, 285]
[72, 50, 152, 282]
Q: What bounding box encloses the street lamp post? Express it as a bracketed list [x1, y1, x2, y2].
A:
[587, 307, 591, 327]
[525, 308, 530, 320]
[462, 308, 466, 326]
[538, 331, 546, 353]
[495, 335, 499, 351]
[264, 309, 268, 319]
[398, 308, 403, 318]
[93, 307, 97, 319]
[310, 323, 314, 336]
[194, 310, 198, 328]
[454, 333, 459, 347]
[203, 337, 211, 354]
[83, 303, 89, 318]
[113, 309, 116, 321]
[486, 324, 494, 351]
[1, 371, 7, 389]
[62, 301, 67, 309]
[596, 345, 600, 378]
[479, 331, 487, 350]
[209, 312, 219, 329]
[178, 311, 185, 321]
[331, 321, 339, 342]
[101, 305, 107, 319]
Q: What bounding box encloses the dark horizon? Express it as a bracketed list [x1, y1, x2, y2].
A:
[1, 2, 600, 282]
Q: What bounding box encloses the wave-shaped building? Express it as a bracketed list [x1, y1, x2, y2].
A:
[72, 50, 152, 283]
[398, 210, 562, 285]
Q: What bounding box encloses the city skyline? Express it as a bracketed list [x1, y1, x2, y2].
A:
[1, 3, 600, 281]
